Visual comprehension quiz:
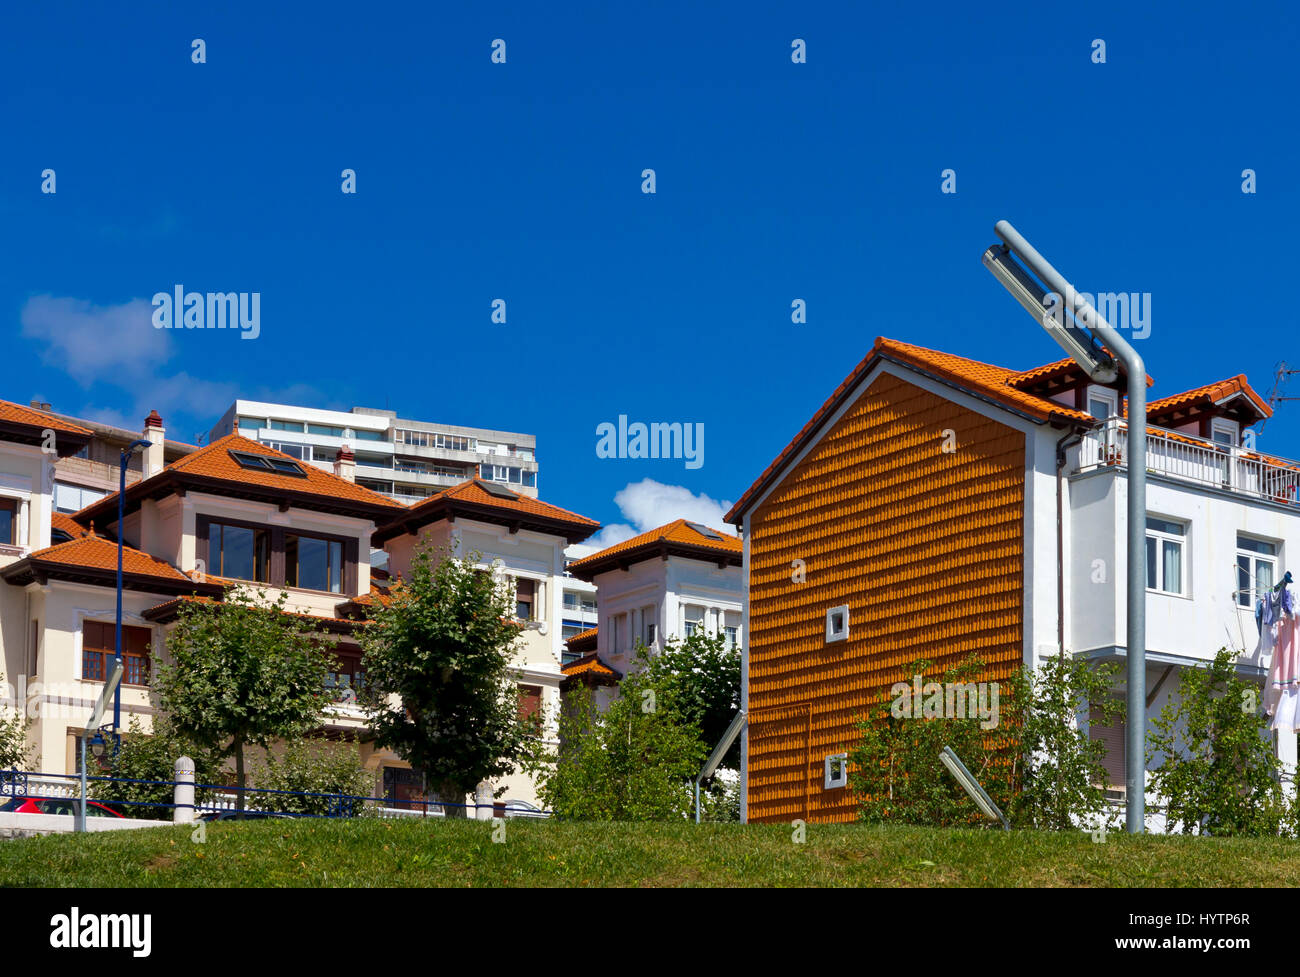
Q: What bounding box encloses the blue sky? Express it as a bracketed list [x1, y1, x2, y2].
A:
[2, 1, 1296, 539]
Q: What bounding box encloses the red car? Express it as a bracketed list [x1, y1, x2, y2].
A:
[0, 795, 124, 818]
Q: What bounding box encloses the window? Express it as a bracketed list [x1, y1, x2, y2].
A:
[1211, 420, 1238, 447]
[308, 424, 346, 438]
[229, 449, 307, 477]
[562, 621, 585, 640]
[1145, 517, 1185, 596]
[1089, 396, 1112, 419]
[563, 592, 580, 611]
[269, 420, 305, 432]
[353, 429, 385, 442]
[824, 753, 848, 789]
[264, 441, 310, 462]
[355, 452, 392, 469]
[237, 416, 265, 430]
[1089, 703, 1125, 789]
[1237, 535, 1277, 608]
[286, 533, 344, 593]
[516, 578, 536, 621]
[208, 521, 271, 582]
[0, 498, 15, 546]
[517, 684, 542, 723]
[83, 621, 151, 686]
[725, 625, 739, 650]
[325, 648, 365, 702]
[357, 479, 393, 494]
[54, 482, 106, 514]
[610, 614, 622, 654]
[826, 604, 850, 642]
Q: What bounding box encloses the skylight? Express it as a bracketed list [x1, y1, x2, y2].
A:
[229, 449, 308, 478]
[474, 479, 519, 500]
[685, 521, 723, 540]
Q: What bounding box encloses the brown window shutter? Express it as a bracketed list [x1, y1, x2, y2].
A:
[1089, 703, 1125, 787]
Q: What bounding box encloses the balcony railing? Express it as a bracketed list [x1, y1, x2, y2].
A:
[1077, 418, 1300, 505]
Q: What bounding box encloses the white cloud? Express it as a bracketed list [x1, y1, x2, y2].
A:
[20, 295, 170, 387]
[18, 294, 326, 440]
[587, 478, 736, 549]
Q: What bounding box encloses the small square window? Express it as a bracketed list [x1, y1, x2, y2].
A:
[826, 604, 849, 643]
[824, 753, 848, 789]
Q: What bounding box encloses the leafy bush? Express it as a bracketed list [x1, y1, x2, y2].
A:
[91, 717, 223, 820]
[1147, 647, 1287, 837]
[534, 660, 707, 821]
[252, 737, 373, 817]
[849, 657, 1005, 827]
[850, 654, 1123, 831]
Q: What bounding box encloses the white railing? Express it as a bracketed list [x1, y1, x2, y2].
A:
[1078, 419, 1300, 504]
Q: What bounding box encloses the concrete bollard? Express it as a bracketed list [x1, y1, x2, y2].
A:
[174, 756, 195, 824]
[474, 781, 493, 820]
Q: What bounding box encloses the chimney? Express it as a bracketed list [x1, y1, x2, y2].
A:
[334, 443, 356, 483]
[142, 411, 166, 478]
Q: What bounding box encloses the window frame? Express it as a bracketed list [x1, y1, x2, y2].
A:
[82, 621, 153, 687]
[0, 497, 17, 546]
[1236, 534, 1278, 608]
[196, 515, 358, 595]
[1144, 516, 1186, 597]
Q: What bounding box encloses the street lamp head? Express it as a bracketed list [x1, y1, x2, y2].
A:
[124, 438, 153, 456]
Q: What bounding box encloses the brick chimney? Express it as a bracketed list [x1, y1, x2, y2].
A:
[142, 411, 166, 478]
[334, 443, 356, 483]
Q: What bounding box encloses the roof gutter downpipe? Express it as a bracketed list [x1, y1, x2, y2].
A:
[993, 220, 1146, 834]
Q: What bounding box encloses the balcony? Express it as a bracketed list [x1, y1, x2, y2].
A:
[1077, 419, 1300, 505]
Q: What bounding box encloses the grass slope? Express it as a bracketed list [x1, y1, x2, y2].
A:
[1, 818, 1297, 887]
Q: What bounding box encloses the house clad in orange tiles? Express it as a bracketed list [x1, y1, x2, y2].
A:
[727, 337, 1284, 830]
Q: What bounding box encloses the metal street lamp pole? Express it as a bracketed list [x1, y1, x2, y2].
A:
[983, 220, 1148, 834]
[114, 439, 152, 753]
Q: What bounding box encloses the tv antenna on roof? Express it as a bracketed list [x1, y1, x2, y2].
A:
[1259, 362, 1300, 433]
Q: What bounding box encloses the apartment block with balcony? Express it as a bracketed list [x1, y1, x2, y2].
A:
[208, 400, 540, 503]
[22, 402, 197, 515]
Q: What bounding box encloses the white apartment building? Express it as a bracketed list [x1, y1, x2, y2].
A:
[560, 542, 599, 663]
[209, 400, 539, 503]
[564, 519, 743, 680]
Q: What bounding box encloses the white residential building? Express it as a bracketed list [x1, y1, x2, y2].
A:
[209, 400, 539, 503]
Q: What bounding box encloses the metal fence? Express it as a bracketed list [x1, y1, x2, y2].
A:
[0, 768, 549, 822]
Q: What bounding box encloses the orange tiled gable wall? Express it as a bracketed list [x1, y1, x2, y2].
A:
[746, 371, 1026, 823]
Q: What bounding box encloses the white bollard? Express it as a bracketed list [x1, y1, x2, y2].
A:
[174, 756, 196, 824]
[474, 781, 493, 821]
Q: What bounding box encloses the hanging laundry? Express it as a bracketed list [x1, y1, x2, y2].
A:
[1266, 573, 1300, 733]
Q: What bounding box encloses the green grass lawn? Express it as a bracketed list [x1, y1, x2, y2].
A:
[1, 817, 1297, 887]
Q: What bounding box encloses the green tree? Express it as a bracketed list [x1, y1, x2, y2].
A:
[359, 545, 529, 817]
[1147, 647, 1287, 836]
[535, 659, 708, 821]
[252, 737, 373, 817]
[91, 716, 223, 820]
[0, 673, 31, 770]
[152, 588, 334, 811]
[1006, 654, 1124, 831]
[641, 631, 741, 766]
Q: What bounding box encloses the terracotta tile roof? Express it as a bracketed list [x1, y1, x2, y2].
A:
[0, 400, 93, 438]
[79, 434, 404, 525]
[566, 626, 598, 646]
[373, 479, 599, 545]
[1007, 356, 1154, 391]
[50, 512, 87, 539]
[1146, 375, 1271, 420]
[561, 650, 619, 680]
[0, 531, 222, 597]
[26, 534, 192, 581]
[566, 519, 741, 580]
[726, 337, 1097, 524]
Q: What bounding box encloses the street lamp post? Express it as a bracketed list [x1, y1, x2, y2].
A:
[114, 439, 152, 754]
[983, 220, 1148, 834]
